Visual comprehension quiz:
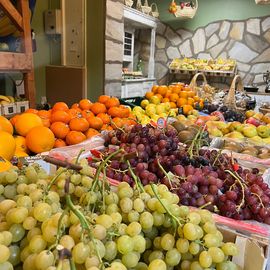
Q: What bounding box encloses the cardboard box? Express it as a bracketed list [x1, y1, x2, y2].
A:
[16, 101, 29, 113]
[1, 103, 16, 116]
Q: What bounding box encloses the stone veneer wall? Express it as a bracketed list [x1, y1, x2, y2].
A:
[154, 17, 270, 90]
[105, 0, 124, 97]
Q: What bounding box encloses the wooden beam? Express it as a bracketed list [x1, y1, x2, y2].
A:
[18, 0, 36, 108]
[0, 0, 23, 32]
[0, 52, 32, 71]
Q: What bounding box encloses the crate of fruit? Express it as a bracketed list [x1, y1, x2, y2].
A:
[119, 96, 144, 108]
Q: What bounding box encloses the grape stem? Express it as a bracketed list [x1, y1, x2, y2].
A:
[251, 192, 265, 207]
[150, 183, 182, 227]
[75, 149, 85, 164]
[45, 169, 67, 196]
[157, 159, 179, 188]
[187, 127, 205, 159]
[127, 160, 144, 193]
[199, 202, 212, 209]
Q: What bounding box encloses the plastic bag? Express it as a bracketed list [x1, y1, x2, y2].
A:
[48, 135, 105, 162]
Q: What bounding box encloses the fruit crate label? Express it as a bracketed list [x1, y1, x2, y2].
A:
[157, 117, 167, 128]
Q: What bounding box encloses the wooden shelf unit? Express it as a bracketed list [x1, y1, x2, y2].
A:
[0, 0, 35, 108]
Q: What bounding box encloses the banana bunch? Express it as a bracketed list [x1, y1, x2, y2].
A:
[0, 95, 15, 105]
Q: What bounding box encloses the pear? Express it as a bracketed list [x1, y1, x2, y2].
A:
[263, 137, 270, 144]
[250, 136, 263, 144]
[208, 128, 223, 137]
[229, 121, 241, 132]
[242, 125, 257, 138]
[224, 131, 245, 139]
[256, 125, 270, 138]
[253, 112, 263, 120]
[245, 110, 255, 118]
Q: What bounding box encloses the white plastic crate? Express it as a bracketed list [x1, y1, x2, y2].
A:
[1, 103, 17, 116]
[16, 101, 29, 113]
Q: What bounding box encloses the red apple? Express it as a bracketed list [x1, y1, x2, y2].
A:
[246, 117, 262, 127]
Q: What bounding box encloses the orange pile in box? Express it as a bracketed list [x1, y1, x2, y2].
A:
[145, 84, 204, 115]
[0, 96, 136, 158]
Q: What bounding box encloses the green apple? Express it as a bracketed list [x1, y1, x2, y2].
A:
[242, 126, 257, 138]
[256, 125, 270, 138]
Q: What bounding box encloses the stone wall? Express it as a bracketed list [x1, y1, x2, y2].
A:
[154, 17, 270, 90]
[105, 0, 124, 96]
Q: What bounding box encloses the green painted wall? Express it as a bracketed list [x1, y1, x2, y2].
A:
[86, 0, 105, 102]
[149, 0, 270, 30]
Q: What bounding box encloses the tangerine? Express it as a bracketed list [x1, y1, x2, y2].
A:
[52, 102, 69, 112]
[54, 139, 67, 148]
[98, 95, 110, 104]
[85, 128, 100, 139]
[145, 92, 154, 100]
[50, 111, 71, 124]
[50, 122, 70, 139]
[90, 102, 107, 115]
[25, 108, 38, 114]
[183, 104, 194, 115]
[157, 85, 168, 97]
[81, 110, 94, 119]
[68, 108, 81, 119]
[79, 99, 92, 110]
[112, 117, 123, 129]
[177, 98, 187, 107]
[170, 102, 177, 109]
[169, 93, 179, 103]
[9, 115, 19, 126]
[14, 135, 29, 153]
[86, 116, 103, 130]
[179, 91, 188, 99]
[105, 97, 120, 109]
[15, 113, 43, 136]
[37, 110, 51, 119]
[69, 117, 89, 132]
[187, 97, 194, 106]
[97, 113, 110, 124]
[26, 126, 55, 154]
[66, 131, 86, 145]
[152, 85, 159, 94]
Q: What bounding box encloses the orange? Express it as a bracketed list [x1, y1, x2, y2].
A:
[169, 93, 179, 103]
[66, 131, 86, 145]
[14, 151, 28, 158]
[170, 102, 177, 109]
[54, 139, 67, 148]
[162, 98, 170, 103]
[101, 124, 113, 131]
[50, 122, 70, 139]
[69, 117, 89, 132]
[14, 135, 29, 153]
[52, 102, 69, 112]
[9, 115, 19, 126]
[85, 128, 100, 139]
[26, 126, 55, 154]
[68, 108, 81, 119]
[91, 102, 107, 115]
[42, 118, 51, 128]
[187, 91, 195, 98]
[187, 98, 194, 106]
[177, 98, 187, 107]
[112, 117, 123, 129]
[15, 113, 43, 136]
[179, 91, 188, 99]
[38, 110, 51, 119]
[71, 103, 80, 109]
[50, 111, 71, 124]
[157, 85, 168, 97]
[105, 98, 120, 109]
[25, 108, 38, 114]
[171, 85, 181, 95]
[86, 116, 103, 130]
[183, 105, 193, 115]
[79, 99, 92, 110]
[194, 95, 200, 102]
[0, 116, 13, 134]
[152, 85, 159, 94]
[145, 92, 154, 100]
[97, 113, 110, 124]
[155, 94, 163, 101]
[81, 110, 94, 119]
[0, 131, 16, 160]
[98, 95, 110, 104]
[0, 157, 12, 172]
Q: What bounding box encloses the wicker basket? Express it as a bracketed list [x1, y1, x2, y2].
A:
[259, 107, 270, 114]
[255, 0, 270, 4]
[150, 3, 159, 18]
[223, 75, 246, 113]
[124, 0, 134, 7]
[174, 0, 198, 19]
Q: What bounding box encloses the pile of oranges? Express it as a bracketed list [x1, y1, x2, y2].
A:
[0, 96, 136, 156]
[145, 84, 204, 115]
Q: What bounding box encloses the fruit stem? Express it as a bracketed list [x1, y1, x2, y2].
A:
[199, 202, 212, 209]
[45, 169, 67, 195]
[69, 258, 76, 270]
[127, 160, 144, 193]
[75, 149, 85, 164]
[156, 159, 174, 188]
[251, 192, 265, 207]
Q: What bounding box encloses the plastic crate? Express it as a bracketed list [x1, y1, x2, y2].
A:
[1, 103, 17, 116]
[119, 96, 144, 108]
[16, 101, 29, 113]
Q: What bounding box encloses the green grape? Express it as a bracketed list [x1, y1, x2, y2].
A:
[213, 230, 224, 242]
[59, 235, 75, 250]
[25, 166, 38, 182]
[187, 212, 201, 225]
[92, 224, 107, 240]
[119, 197, 133, 213]
[106, 203, 119, 215]
[153, 236, 161, 249]
[35, 250, 54, 270]
[29, 235, 47, 253]
[46, 191, 60, 204]
[6, 207, 28, 224]
[118, 224, 127, 236]
[16, 183, 27, 194]
[72, 242, 90, 264]
[149, 250, 164, 262]
[195, 225, 204, 239]
[0, 199, 16, 215]
[157, 184, 169, 194]
[165, 248, 181, 266]
[190, 261, 203, 270]
[179, 205, 189, 217]
[148, 259, 167, 270]
[147, 198, 158, 211]
[181, 252, 193, 260]
[111, 261, 127, 270]
[118, 187, 133, 199]
[118, 182, 130, 190]
[199, 251, 212, 268]
[183, 223, 198, 241]
[176, 238, 189, 253]
[133, 198, 145, 213]
[0, 261, 13, 270]
[140, 192, 151, 202]
[0, 185, 5, 195]
[177, 226, 183, 237]
[104, 241, 117, 261]
[117, 235, 134, 254]
[169, 204, 181, 216]
[9, 224, 25, 243]
[208, 247, 225, 263]
[134, 262, 148, 270]
[4, 184, 17, 199]
[96, 214, 113, 229]
[41, 224, 57, 243]
[189, 242, 200, 255]
[128, 210, 140, 223]
[86, 191, 97, 205]
[221, 242, 238, 256]
[144, 226, 158, 240]
[139, 212, 154, 230]
[126, 222, 142, 237]
[17, 196, 32, 209]
[1, 232, 12, 246]
[17, 175, 28, 185]
[155, 198, 169, 214]
[143, 250, 152, 264]
[203, 221, 217, 234]
[110, 212, 122, 224]
[27, 227, 42, 242]
[8, 245, 20, 266]
[171, 193, 180, 204]
[20, 246, 31, 262]
[145, 237, 152, 250]
[85, 256, 99, 268]
[160, 233, 175, 251]
[163, 214, 172, 228]
[70, 173, 81, 185]
[81, 175, 93, 188]
[5, 171, 18, 184]
[153, 211, 165, 226]
[133, 235, 146, 253]
[181, 260, 191, 270]
[0, 245, 10, 263]
[121, 252, 139, 268]
[89, 239, 106, 258]
[216, 261, 238, 270]
[204, 233, 221, 248]
[33, 203, 52, 222]
[198, 209, 213, 223]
